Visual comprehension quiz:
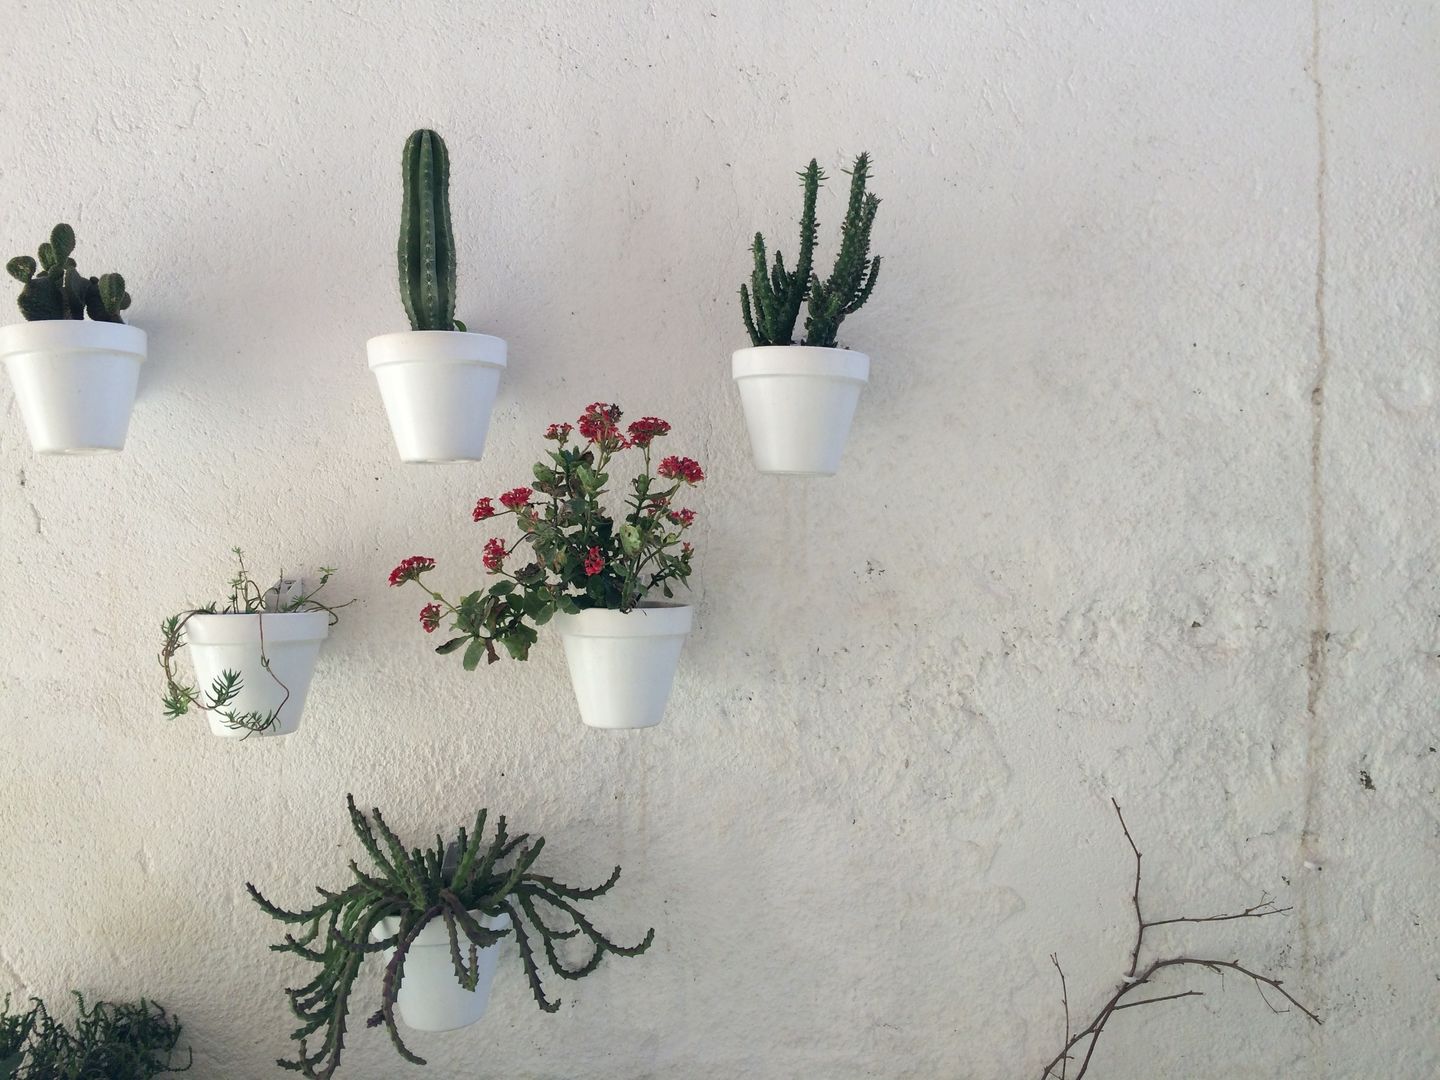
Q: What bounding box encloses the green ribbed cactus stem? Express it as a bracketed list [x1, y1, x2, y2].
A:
[398, 129, 459, 332]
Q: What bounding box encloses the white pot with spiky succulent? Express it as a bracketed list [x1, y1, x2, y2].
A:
[732, 154, 882, 477]
[2, 224, 143, 455]
[369, 129, 507, 464]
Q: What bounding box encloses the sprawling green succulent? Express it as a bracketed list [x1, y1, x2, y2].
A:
[398, 129, 466, 332]
[1, 993, 189, 1079]
[740, 153, 882, 349]
[6, 224, 131, 323]
[248, 795, 653, 1078]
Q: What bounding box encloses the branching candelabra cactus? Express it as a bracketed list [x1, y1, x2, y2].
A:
[740, 154, 881, 349]
[6, 224, 131, 323]
[247, 795, 653, 1078]
[398, 129, 465, 332]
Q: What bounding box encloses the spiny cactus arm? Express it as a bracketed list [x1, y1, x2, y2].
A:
[247, 882, 339, 926]
[843, 249, 880, 315]
[345, 794, 400, 881]
[502, 899, 563, 1013]
[784, 159, 822, 333]
[497, 830, 532, 860]
[49, 224, 75, 266]
[368, 807, 427, 907]
[520, 883, 656, 964]
[440, 890, 510, 949]
[375, 908, 443, 1067]
[747, 234, 782, 343]
[739, 283, 762, 346]
[451, 808, 489, 889]
[477, 837, 546, 907]
[523, 864, 623, 901]
[469, 815, 508, 886]
[517, 891, 606, 980]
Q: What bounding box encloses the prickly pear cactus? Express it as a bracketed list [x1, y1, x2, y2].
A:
[398, 129, 464, 332]
[6, 223, 131, 323]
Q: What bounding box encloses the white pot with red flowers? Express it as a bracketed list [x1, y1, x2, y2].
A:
[368, 129, 508, 464]
[3, 223, 144, 455]
[159, 551, 351, 738]
[388, 404, 704, 730]
[732, 153, 883, 476]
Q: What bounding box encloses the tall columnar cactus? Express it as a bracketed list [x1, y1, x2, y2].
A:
[739, 154, 882, 349]
[740, 159, 820, 347]
[804, 152, 881, 349]
[398, 129, 465, 332]
[6, 223, 131, 323]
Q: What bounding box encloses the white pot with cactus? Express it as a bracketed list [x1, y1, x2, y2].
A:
[2, 223, 143, 455]
[732, 154, 882, 477]
[368, 129, 507, 464]
[159, 552, 350, 738]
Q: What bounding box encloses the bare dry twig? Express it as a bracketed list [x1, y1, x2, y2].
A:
[1040, 799, 1321, 1079]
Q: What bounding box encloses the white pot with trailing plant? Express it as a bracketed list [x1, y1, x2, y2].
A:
[1, 223, 144, 454]
[732, 153, 883, 476]
[248, 795, 654, 1074]
[368, 128, 507, 463]
[159, 551, 350, 738]
[388, 403, 704, 729]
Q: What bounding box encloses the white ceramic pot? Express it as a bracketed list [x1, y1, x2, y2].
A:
[731, 345, 869, 476]
[0, 320, 146, 454]
[553, 604, 693, 730]
[374, 910, 511, 1032]
[367, 330, 507, 463]
[183, 612, 329, 737]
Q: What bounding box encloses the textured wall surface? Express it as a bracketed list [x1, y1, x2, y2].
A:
[0, 2, 1436, 1077]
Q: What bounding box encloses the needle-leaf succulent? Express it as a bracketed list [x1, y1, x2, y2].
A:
[247, 795, 653, 1078]
[740, 154, 882, 349]
[6, 224, 131, 323]
[1, 993, 190, 1079]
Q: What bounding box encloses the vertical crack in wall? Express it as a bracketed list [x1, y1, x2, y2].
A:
[1299, 0, 1330, 1011]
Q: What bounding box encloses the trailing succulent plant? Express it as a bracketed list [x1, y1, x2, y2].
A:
[248, 795, 653, 1078]
[6, 224, 131, 323]
[0, 993, 190, 1079]
[740, 153, 882, 349]
[398, 129, 466, 333]
[159, 548, 350, 735]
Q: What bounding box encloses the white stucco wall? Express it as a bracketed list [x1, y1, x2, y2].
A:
[1, 2, 1436, 1076]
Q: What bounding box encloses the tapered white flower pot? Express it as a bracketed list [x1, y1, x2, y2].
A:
[731, 345, 869, 476]
[374, 911, 511, 1031]
[184, 612, 329, 737]
[367, 330, 506, 463]
[0, 321, 146, 454]
[554, 604, 692, 729]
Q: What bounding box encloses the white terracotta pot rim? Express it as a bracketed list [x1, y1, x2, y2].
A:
[554, 603, 694, 639]
[375, 909, 511, 947]
[366, 330, 507, 370]
[0, 320, 147, 358]
[731, 344, 869, 383]
[183, 611, 331, 645]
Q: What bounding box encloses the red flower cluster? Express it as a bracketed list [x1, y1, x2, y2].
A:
[578, 402, 623, 446]
[473, 497, 496, 521]
[584, 546, 605, 576]
[545, 422, 573, 442]
[658, 455, 704, 484]
[626, 416, 671, 447]
[419, 603, 442, 633]
[499, 486, 533, 509]
[388, 555, 435, 587]
[667, 508, 696, 527]
[483, 537, 507, 572]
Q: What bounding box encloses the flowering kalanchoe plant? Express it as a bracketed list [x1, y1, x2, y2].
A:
[159, 549, 351, 735]
[389, 403, 703, 670]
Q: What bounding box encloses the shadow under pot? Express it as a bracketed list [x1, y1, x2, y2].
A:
[731, 345, 869, 476]
[184, 611, 330, 737]
[0, 320, 146, 454]
[553, 604, 693, 730]
[373, 910, 512, 1031]
[367, 330, 507, 463]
